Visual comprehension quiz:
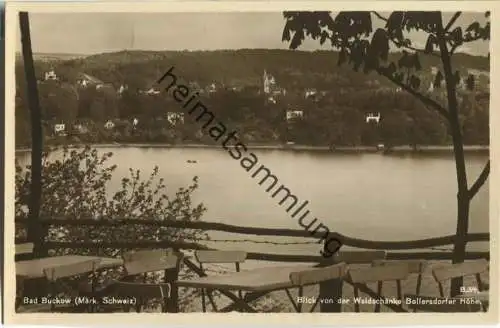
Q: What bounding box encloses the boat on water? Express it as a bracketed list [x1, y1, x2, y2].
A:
[186, 160, 198, 164]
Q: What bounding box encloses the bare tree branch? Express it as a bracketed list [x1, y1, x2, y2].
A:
[468, 160, 490, 199]
[377, 68, 450, 120]
[371, 11, 388, 22]
[445, 12, 462, 32]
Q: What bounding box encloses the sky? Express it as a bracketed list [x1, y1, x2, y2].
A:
[16, 12, 489, 56]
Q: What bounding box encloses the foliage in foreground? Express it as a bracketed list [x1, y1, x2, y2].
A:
[15, 145, 208, 249]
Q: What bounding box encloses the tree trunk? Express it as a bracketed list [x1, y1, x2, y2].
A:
[437, 18, 470, 297]
[20, 12, 45, 257]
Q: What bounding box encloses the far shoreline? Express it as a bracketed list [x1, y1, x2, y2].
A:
[14, 143, 490, 154]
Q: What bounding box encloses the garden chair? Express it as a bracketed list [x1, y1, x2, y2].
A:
[286, 262, 347, 312]
[347, 263, 410, 312]
[98, 249, 184, 313]
[15, 243, 34, 261]
[15, 243, 34, 257]
[372, 259, 426, 312]
[194, 250, 247, 312]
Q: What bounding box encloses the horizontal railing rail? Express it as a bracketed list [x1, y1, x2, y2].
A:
[43, 240, 489, 262]
[15, 217, 489, 250]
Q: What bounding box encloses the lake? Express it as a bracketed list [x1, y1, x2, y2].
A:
[15, 146, 489, 256]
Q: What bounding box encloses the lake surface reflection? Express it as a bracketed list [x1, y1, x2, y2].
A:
[16, 147, 489, 255]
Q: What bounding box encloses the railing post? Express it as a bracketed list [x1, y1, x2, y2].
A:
[318, 256, 343, 313]
[164, 249, 182, 313]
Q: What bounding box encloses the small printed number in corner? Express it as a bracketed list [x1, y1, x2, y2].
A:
[460, 286, 479, 293]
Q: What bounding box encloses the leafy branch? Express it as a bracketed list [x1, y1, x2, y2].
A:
[372, 11, 441, 58]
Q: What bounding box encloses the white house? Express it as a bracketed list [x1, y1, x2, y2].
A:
[428, 82, 434, 93]
[457, 78, 467, 91]
[267, 96, 277, 104]
[365, 112, 381, 124]
[167, 112, 184, 125]
[118, 84, 128, 95]
[54, 123, 66, 135]
[304, 88, 318, 98]
[104, 120, 115, 130]
[44, 70, 58, 81]
[77, 73, 104, 89]
[132, 118, 139, 127]
[206, 83, 218, 94]
[263, 70, 286, 96]
[286, 110, 303, 121]
[144, 87, 160, 96]
[263, 70, 276, 94]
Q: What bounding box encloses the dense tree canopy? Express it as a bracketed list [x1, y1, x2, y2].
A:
[15, 47, 489, 148]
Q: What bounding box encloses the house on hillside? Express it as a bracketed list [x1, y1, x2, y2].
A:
[44, 70, 58, 81]
[77, 73, 104, 89]
[304, 88, 317, 99]
[263, 70, 286, 96]
[167, 112, 184, 125]
[141, 87, 161, 96]
[428, 82, 435, 93]
[365, 112, 381, 124]
[286, 109, 303, 121]
[104, 120, 115, 130]
[132, 118, 139, 128]
[206, 82, 218, 94]
[53, 123, 66, 136]
[267, 96, 277, 104]
[118, 84, 128, 95]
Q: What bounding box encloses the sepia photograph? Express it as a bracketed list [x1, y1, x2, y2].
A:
[3, 1, 497, 325]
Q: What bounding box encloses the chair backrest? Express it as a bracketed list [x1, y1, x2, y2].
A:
[289, 262, 347, 286]
[432, 259, 489, 283]
[405, 295, 483, 312]
[372, 259, 426, 274]
[43, 259, 101, 281]
[122, 249, 184, 276]
[348, 263, 410, 284]
[111, 281, 171, 299]
[15, 243, 34, 256]
[194, 250, 247, 264]
[336, 251, 387, 264]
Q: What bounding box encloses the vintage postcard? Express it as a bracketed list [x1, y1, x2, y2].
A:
[3, 1, 498, 326]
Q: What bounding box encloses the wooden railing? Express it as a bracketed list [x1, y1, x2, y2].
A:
[15, 217, 490, 312]
[15, 217, 489, 258]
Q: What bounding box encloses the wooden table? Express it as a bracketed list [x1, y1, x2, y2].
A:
[16, 255, 124, 279]
[176, 264, 314, 312]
